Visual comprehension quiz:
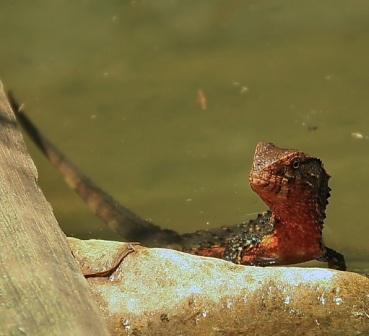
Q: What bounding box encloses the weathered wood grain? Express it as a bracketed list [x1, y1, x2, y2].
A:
[0, 82, 109, 336]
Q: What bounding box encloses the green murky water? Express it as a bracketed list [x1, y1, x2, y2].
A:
[1, 1, 368, 272]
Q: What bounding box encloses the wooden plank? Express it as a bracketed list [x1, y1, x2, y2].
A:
[0, 82, 109, 336]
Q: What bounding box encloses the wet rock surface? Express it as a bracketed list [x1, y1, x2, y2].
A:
[68, 238, 369, 336]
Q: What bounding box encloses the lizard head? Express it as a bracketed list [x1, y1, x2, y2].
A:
[249, 142, 330, 227]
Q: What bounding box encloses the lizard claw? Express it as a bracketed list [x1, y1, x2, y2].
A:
[317, 247, 347, 271]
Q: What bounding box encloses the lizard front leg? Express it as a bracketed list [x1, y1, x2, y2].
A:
[317, 246, 346, 271]
[223, 234, 280, 266]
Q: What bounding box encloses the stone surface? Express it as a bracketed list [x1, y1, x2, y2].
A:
[68, 238, 369, 336]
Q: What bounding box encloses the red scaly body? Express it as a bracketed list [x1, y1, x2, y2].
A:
[185, 142, 345, 270]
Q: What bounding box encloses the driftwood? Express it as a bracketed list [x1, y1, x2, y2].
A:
[0, 82, 109, 335]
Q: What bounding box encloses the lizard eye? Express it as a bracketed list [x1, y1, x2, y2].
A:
[292, 159, 300, 169]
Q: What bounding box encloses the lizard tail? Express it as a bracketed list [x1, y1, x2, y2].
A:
[7, 91, 181, 246]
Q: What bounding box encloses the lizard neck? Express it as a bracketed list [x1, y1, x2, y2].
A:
[268, 200, 324, 262]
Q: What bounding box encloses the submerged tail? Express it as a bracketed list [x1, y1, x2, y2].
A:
[8, 92, 181, 246]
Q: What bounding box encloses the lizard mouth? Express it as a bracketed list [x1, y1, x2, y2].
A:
[249, 170, 279, 189]
[249, 175, 279, 198]
[249, 172, 290, 202]
[249, 175, 269, 188]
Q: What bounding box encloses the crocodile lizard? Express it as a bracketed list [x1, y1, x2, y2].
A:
[8, 92, 346, 270]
